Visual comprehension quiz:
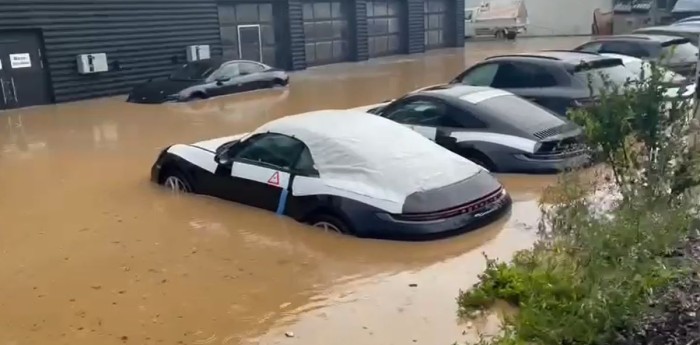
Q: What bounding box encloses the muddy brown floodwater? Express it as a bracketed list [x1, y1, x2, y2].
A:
[0, 37, 588, 345]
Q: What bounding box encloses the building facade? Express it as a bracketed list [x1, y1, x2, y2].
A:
[0, 0, 465, 110]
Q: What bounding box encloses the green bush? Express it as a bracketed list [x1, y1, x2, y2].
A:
[457, 58, 700, 345]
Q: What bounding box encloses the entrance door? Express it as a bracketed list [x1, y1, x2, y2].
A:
[0, 31, 52, 110]
[238, 25, 263, 62]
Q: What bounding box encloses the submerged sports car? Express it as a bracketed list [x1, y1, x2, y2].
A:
[127, 59, 289, 104]
[151, 110, 511, 239]
[352, 84, 589, 173]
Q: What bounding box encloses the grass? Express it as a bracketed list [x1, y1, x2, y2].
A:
[456, 172, 695, 345]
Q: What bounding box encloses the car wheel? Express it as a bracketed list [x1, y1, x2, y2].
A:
[308, 214, 351, 235]
[273, 78, 288, 87]
[162, 171, 192, 193]
[186, 92, 207, 101]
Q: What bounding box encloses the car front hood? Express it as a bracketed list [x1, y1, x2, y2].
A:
[127, 79, 201, 103]
[190, 133, 249, 152]
[350, 101, 392, 113]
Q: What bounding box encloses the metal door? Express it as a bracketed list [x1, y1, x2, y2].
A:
[0, 31, 52, 110]
[303, 0, 350, 66]
[424, 0, 448, 49]
[238, 25, 263, 62]
[367, 0, 406, 57]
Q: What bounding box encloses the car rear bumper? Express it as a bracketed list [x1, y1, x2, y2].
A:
[358, 190, 512, 240]
[491, 150, 591, 174]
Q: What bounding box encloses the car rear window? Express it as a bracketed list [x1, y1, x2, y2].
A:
[574, 64, 638, 92]
[661, 42, 698, 64]
[476, 94, 565, 132]
[624, 59, 688, 85]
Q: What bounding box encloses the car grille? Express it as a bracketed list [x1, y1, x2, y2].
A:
[530, 135, 588, 159]
[533, 122, 579, 140]
[391, 187, 508, 222]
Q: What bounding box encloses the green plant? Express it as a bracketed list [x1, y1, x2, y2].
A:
[457, 58, 699, 345]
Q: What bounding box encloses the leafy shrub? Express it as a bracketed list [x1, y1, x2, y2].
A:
[457, 57, 699, 345]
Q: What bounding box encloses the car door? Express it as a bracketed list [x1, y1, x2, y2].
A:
[207, 62, 242, 97]
[457, 61, 540, 98]
[237, 62, 268, 90]
[217, 133, 306, 212]
[488, 61, 561, 108]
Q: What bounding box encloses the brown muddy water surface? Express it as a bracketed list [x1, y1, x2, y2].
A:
[0, 37, 587, 345]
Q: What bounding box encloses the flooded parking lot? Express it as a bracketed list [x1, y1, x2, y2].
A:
[0, 37, 588, 345]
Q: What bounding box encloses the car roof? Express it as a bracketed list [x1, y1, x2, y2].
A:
[250, 109, 484, 198]
[636, 24, 700, 33]
[591, 33, 689, 43]
[485, 50, 615, 65]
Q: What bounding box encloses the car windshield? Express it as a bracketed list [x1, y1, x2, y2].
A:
[574, 64, 638, 93]
[476, 94, 565, 132]
[661, 42, 698, 64]
[169, 60, 219, 81]
[624, 59, 688, 85]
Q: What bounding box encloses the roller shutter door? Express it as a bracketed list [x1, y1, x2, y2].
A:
[424, 0, 448, 49]
[303, 1, 350, 66]
[367, 0, 405, 57]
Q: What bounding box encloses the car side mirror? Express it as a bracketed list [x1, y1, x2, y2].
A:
[214, 152, 232, 165]
[215, 77, 230, 85]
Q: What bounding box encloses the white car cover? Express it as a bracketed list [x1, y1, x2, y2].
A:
[245, 109, 485, 207]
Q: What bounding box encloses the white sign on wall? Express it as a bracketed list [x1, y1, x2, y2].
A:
[10, 53, 31, 69]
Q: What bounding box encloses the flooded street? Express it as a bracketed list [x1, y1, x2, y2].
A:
[0, 37, 587, 345]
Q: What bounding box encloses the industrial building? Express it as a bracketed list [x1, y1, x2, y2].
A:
[0, 0, 466, 110]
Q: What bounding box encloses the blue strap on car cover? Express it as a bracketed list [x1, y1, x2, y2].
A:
[276, 188, 289, 215]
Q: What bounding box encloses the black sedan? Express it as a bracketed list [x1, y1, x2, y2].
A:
[352, 84, 589, 173]
[127, 59, 289, 104]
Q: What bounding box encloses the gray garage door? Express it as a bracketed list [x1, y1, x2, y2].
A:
[424, 0, 448, 49]
[218, 3, 278, 67]
[303, 1, 350, 66]
[367, 0, 405, 57]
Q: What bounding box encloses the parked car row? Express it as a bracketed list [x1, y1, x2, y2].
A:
[141, 31, 696, 240]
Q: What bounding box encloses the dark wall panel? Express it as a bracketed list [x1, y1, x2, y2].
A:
[352, 0, 370, 61]
[287, 0, 308, 70]
[0, 0, 223, 103]
[406, 0, 426, 54]
[454, 0, 465, 47]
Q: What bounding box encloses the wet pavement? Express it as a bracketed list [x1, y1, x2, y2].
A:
[0, 37, 589, 345]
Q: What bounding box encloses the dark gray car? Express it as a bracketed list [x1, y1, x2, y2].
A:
[127, 58, 289, 104]
[451, 50, 637, 116]
[356, 84, 589, 173]
[574, 34, 699, 78]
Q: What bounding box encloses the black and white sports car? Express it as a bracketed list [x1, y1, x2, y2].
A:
[151, 110, 511, 239]
[352, 84, 590, 173]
